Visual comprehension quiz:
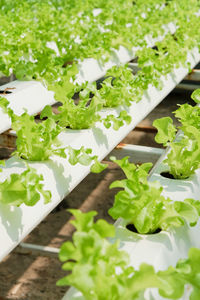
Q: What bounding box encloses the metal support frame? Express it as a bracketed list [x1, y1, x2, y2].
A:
[15, 242, 59, 258]
[105, 143, 164, 164]
[175, 83, 200, 91]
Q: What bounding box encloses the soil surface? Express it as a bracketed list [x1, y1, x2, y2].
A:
[0, 89, 195, 300]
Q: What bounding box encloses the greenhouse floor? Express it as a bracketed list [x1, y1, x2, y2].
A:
[0, 89, 194, 300]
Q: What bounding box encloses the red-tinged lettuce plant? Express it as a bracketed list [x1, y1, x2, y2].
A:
[0, 164, 51, 206]
[108, 157, 200, 234]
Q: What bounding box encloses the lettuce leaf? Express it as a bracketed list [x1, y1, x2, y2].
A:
[57, 210, 200, 299]
[57, 210, 174, 299]
[174, 103, 200, 130]
[153, 110, 200, 179]
[109, 157, 200, 234]
[0, 165, 51, 206]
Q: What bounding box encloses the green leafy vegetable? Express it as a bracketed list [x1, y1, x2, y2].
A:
[153, 117, 177, 146]
[0, 0, 184, 82]
[0, 165, 51, 206]
[0, 160, 5, 172]
[56, 210, 172, 299]
[109, 157, 200, 233]
[191, 88, 200, 104]
[98, 65, 137, 107]
[90, 158, 108, 174]
[103, 110, 132, 130]
[41, 82, 103, 130]
[0, 98, 106, 170]
[57, 210, 200, 299]
[153, 107, 200, 179]
[11, 111, 65, 161]
[174, 103, 200, 130]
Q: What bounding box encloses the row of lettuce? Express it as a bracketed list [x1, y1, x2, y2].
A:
[56, 90, 200, 299]
[0, 1, 200, 298]
[0, 88, 200, 207]
[0, 0, 200, 136]
[0, 89, 200, 298]
[0, 0, 199, 84]
[56, 211, 200, 300]
[0, 87, 198, 205]
[0, 0, 199, 165]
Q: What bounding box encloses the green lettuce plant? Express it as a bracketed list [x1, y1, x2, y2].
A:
[1, 0, 199, 115]
[0, 97, 107, 172]
[56, 210, 172, 300]
[108, 157, 200, 234]
[98, 65, 137, 107]
[11, 111, 65, 161]
[0, 0, 181, 82]
[102, 110, 132, 130]
[41, 82, 103, 130]
[57, 210, 200, 299]
[0, 164, 51, 206]
[153, 114, 200, 179]
[158, 247, 200, 300]
[41, 77, 132, 131]
[191, 89, 200, 104]
[173, 89, 200, 130]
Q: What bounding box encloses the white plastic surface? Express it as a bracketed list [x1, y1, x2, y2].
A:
[0, 47, 199, 262]
[0, 81, 55, 134]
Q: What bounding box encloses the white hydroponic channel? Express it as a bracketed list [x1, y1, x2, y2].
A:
[62, 109, 200, 300]
[0, 47, 199, 262]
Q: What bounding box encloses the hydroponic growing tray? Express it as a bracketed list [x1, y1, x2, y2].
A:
[62, 124, 200, 300]
[0, 47, 199, 262]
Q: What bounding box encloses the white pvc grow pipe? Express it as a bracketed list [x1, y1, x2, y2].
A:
[61, 161, 200, 300]
[61, 51, 200, 300]
[62, 138, 200, 300]
[0, 47, 199, 262]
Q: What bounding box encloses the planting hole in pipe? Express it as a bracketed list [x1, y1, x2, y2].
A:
[0, 87, 16, 94]
[160, 171, 189, 180]
[0, 90, 12, 94]
[126, 223, 161, 235]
